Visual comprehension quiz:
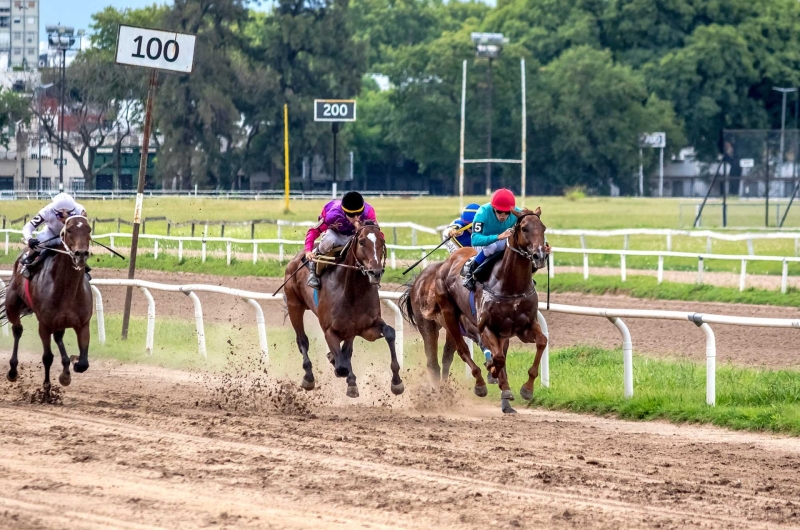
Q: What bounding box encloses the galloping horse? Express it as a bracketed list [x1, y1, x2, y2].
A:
[0, 216, 93, 397]
[400, 207, 548, 413]
[283, 221, 404, 398]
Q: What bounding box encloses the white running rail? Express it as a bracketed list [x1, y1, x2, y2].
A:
[3, 271, 800, 406]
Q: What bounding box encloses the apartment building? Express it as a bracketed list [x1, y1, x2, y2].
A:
[0, 0, 39, 70]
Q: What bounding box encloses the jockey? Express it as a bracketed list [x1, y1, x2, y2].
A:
[462, 188, 520, 291]
[303, 191, 377, 289]
[442, 203, 480, 254]
[19, 192, 91, 280]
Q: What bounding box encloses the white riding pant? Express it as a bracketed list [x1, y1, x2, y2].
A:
[317, 230, 352, 254]
[475, 239, 506, 257]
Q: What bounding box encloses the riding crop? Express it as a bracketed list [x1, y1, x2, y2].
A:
[402, 223, 472, 275]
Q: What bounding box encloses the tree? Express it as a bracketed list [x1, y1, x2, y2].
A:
[0, 88, 30, 148]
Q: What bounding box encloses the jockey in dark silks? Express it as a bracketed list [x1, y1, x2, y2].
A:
[442, 203, 480, 254]
[19, 192, 92, 280]
[303, 191, 378, 290]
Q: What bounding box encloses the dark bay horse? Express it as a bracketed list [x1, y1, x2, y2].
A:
[401, 207, 548, 413]
[283, 222, 404, 398]
[0, 216, 93, 397]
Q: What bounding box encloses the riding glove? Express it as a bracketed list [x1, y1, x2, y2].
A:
[27, 238, 39, 249]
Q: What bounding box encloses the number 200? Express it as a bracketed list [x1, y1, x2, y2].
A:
[132, 36, 179, 62]
[323, 103, 349, 117]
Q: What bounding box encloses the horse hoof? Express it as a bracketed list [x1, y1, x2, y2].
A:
[474, 385, 488, 398]
[334, 366, 349, 378]
[391, 381, 405, 395]
[7, 370, 17, 383]
[500, 389, 515, 401]
[519, 385, 533, 401]
[346, 386, 359, 398]
[73, 361, 89, 374]
[501, 399, 517, 414]
[300, 378, 315, 391]
[59, 372, 71, 387]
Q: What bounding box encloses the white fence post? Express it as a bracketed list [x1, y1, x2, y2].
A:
[110, 236, 115, 251]
[184, 291, 207, 357]
[697, 257, 704, 285]
[154, 239, 159, 260]
[89, 285, 105, 345]
[537, 310, 549, 388]
[701, 322, 716, 407]
[383, 300, 404, 369]
[245, 298, 268, 363]
[391, 250, 396, 270]
[178, 239, 183, 262]
[253, 243, 258, 264]
[202, 241, 206, 263]
[657, 254, 664, 284]
[739, 260, 747, 292]
[607, 316, 633, 399]
[620, 253, 626, 282]
[706, 236, 712, 254]
[411, 228, 417, 246]
[747, 238, 754, 256]
[623, 234, 629, 250]
[583, 253, 589, 280]
[226, 241, 232, 266]
[4, 232, 8, 255]
[548, 252, 554, 278]
[666, 233, 672, 252]
[782, 259, 789, 294]
[421, 250, 428, 269]
[580, 235, 586, 249]
[0, 279, 7, 336]
[139, 287, 155, 355]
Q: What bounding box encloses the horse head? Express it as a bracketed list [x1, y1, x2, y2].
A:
[61, 216, 92, 270]
[352, 221, 386, 286]
[511, 207, 547, 269]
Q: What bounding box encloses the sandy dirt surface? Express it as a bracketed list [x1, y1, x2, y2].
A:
[86, 269, 800, 369]
[1, 358, 800, 530]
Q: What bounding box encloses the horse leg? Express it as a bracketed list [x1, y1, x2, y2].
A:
[418, 320, 441, 387]
[53, 330, 71, 387]
[441, 333, 456, 382]
[439, 303, 487, 396]
[482, 331, 516, 414]
[342, 339, 359, 398]
[7, 323, 22, 382]
[287, 302, 315, 391]
[72, 322, 90, 374]
[361, 320, 403, 396]
[323, 329, 357, 397]
[519, 322, 548, 401]
[38, 324, 54, 397]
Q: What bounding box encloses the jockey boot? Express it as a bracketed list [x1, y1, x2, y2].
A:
[462, 257, 478, 291]
[306, 256, 321, 290]
[19, 251, 39, 279]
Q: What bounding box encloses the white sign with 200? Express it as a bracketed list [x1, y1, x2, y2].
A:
[115, 25, 196, 74]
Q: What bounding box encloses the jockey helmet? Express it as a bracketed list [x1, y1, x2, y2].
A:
[341, 191, 365, 215]
[461, 203, 481, 224]
[51, 193, 78, 217]
[490, 188, 516, 211]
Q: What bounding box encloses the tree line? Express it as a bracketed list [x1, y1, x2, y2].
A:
[21, 0, 800, 194]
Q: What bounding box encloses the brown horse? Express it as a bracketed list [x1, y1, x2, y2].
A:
[283, 222, 404, 398]
[401, 207, 548, 413]
[0, 216, 93, 397]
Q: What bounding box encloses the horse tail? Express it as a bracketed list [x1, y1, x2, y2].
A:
[398, 280, 418, 331]
[0, 282, 6, 327]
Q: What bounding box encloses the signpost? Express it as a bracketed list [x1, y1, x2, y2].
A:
[314, 99, 356, 198]
[638, 132, 666, 196]
[115, 25, 196, 339]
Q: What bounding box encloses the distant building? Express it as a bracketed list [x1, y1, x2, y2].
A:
[0, 0, 39, 70]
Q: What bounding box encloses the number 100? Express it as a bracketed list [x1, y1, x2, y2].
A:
[132, 36, 180, 63]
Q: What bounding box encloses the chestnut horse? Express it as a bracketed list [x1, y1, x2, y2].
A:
[400, 207, 548, 413]
[283, 222, 404, 398]
[0, 216, 93, 398]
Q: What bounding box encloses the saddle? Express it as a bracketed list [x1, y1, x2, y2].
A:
[461, 252, 503, 284]
[313, 237, 354, 275]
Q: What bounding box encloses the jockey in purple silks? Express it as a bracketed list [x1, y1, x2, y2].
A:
[303, 191, 378, 289]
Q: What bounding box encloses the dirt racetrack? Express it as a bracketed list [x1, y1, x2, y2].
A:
[2, 356, 800, 530]
[90, 269, 800, 369]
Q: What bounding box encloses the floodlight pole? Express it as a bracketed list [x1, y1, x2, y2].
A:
[59, 48, 65, 190]
[121, 70, 158, 339]
[458, 59, 466, 212]
[520, 59, 526, 207]
[484, 58, 493, 196]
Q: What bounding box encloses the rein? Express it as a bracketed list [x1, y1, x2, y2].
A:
[314, 225, 387, 276]
[49, 216, 90, 270]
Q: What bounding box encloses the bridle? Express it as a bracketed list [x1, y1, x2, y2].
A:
[327, 224, 387, 276]
[49, 215, 91, 270]
[507, 212, 545, 264]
